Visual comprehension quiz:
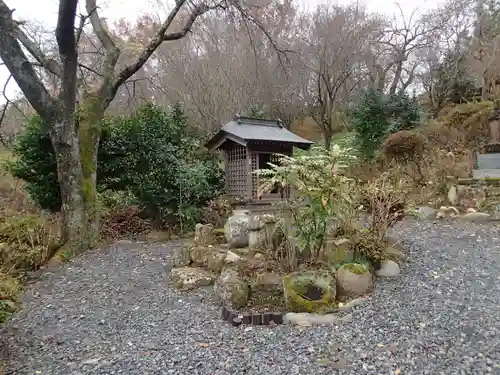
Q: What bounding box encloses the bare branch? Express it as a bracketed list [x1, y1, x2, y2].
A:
[0, 73, 31, 148]
[55, 0, 79, 121]
[76, 7, 96, 46]
[12, 21, 62, 77]
[111, 1, 217, 100]
[0, 75, 13, 149]
[85, 0, 117, 53]
[78, 62, 104, 77]
[0, 0, 57, 123]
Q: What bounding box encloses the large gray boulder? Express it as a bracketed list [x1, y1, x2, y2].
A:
[251, 272, 283, 305]
[375, 260, 400, 277]
[336, 263, 373, 302]
[459, 212, 491, 222]
[415, 206, 438, 220]
[171, 243, 192, 268]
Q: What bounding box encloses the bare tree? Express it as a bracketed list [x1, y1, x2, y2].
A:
[122, 0, 301, 132]
[365, 4, 440, 95]
[467, 0, 500, 99]
[0, 0, 275, 252]
[300, 4, 376, 149]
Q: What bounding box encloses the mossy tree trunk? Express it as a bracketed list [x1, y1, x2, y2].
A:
[78, 92, 106, 247]
[50, 121, 86, 248]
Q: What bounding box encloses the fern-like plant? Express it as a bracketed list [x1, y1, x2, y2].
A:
[256, 145, 358, 263]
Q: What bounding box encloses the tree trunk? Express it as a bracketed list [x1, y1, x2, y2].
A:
[50, 121, 86, 250]
[482, 72, 490, 100]
[78, 94, 105, 247]
[323, 126, 333, 150]
[389, 57, 404, 95]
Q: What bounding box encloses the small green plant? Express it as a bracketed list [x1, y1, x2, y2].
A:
[257, 145, 358, 265]
[351, 171, 408, 264]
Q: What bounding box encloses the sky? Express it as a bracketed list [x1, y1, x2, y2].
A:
[2, 0, 444, 100]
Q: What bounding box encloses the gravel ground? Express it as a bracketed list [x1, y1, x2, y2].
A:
[2, 219, 500, 375]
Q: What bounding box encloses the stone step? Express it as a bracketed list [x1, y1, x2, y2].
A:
[477, 153, 500, 169]
[472, 169, 500, 178]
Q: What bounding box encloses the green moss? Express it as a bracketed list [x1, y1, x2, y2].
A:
[283, 271, 336, 314]
[78, 96, 104, 246]
[341, 263, 369, 275]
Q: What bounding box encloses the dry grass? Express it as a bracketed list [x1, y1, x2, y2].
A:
[0, 151, 60, 325]
[422, 101, 493, 152]
[0, 151, 38, 215]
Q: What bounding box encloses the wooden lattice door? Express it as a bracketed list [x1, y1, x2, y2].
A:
[226, 145, 248, 199]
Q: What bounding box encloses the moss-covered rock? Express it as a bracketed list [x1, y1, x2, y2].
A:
[341, 263, 369, 275]
[170, 267, 216, 290]
[190, 245, 227, 274]
[172, 243, 192, 268]
[232, 247, 251, 256]
[336, 263, 373, 302]
[283, 270, 336, 313]
[251, 272, 283, 306]
[214, 268, 249, 309]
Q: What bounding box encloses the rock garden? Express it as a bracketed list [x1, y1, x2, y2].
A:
[170, 146, 405, 326]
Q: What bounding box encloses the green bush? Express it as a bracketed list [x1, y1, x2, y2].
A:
[9, 116, 60, 211]
[11, 103, 223, 229]
[350, 88, 422, 158]
[9, 114, 112, 212]
[99, 103, 223, 228]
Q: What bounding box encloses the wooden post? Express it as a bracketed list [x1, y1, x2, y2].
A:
[246, 147, 252, 200]
[223, 150, 229, 195]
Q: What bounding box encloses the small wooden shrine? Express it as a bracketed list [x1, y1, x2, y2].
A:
[205, 115, 313, 210]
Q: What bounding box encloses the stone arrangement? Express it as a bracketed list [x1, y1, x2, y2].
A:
[411, 177, 500, 222]
[169, 210, 402, 326]
[418, 106, 500, 222]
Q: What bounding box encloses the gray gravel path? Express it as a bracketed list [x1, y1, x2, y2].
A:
[2, 219, 500, 374]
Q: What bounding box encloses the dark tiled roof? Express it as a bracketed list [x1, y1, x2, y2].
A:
[205, 116, 313, 150]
